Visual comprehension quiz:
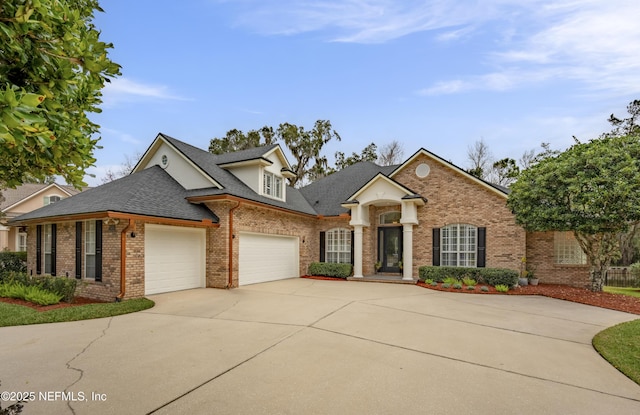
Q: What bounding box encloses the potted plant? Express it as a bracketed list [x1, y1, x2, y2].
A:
[398, 261, 403, 272]
[375, 261, 382, 273]
[527, 266, 539, 286]
[518, 257, 529, 286]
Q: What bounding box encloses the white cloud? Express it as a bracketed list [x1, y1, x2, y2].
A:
[101, 128, 143, 146]
[102, 77, 190, 107]
[421, 0, 640, 96]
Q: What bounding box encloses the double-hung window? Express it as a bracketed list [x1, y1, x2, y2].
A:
[326, 228, 351, 264]
[441, 224, 477, 267]
[263, 172, 283, 199]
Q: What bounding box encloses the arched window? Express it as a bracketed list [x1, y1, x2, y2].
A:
[326, 228, 351, 264]
[441, 224, 477, 267]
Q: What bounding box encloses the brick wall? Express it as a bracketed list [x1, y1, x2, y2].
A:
[526, 231, 590, 288]
[392, 154, 526, 275]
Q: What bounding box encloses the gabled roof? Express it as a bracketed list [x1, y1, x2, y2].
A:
[389, 148, 509, 198]
[298, 162, 398, 216]
[158, 134, 317, 215]
[1, 183, 80, 212]
[213, 143, 280, 166]
[342, 172, 426, 205]
[11, 166, 219, 224]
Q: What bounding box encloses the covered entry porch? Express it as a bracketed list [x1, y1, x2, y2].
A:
[341, 173, 425, 281]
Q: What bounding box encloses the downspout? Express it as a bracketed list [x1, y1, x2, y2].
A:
[228, 201, 241, 288]
[116, 219, 134, 301]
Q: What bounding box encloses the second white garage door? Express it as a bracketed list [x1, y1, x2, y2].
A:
[239, 232, 299, 285]
[145, 224, 206, 295]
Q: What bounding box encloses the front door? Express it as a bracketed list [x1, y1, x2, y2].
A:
[378, 227, 403, 273]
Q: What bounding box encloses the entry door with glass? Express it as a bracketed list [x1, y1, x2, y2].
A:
[378, 227, 403, 273]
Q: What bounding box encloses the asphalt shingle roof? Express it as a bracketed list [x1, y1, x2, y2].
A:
[1, 183, 81, 211]
[298, 161, 398, 216]
[12, 166, 219, 223]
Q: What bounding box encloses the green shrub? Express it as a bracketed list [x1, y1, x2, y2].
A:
[419, 266, 518, 287]
[430, 281, 438, 287]
[442, 283, 451, 289]
[0, 282, 63, 306]
[480, 286, 489, 292]
[424, 278, 434, 285]
[462, 277, 476, 286]
[630, 263, 640, 279]
[0, 252, 27, 276]
[466, 285, 476, 291]
[0, 272, 76, 303]
[443, 276, 458, 285]
[495, 284, 509, 293]
[453, 283, 462, 289]
[308, 262, 353, 279]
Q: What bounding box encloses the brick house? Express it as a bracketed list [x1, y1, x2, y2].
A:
[11, 133, 590, 301]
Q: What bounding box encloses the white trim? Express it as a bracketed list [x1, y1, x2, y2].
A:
[133, 133, 223, 189]
[390, 149, 508, 199]
[2, 183, 75, 213]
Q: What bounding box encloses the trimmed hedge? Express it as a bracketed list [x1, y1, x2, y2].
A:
[308, 262, 353, 279]
[0, 251, 27, 275]
[419, 266, 518, 287]
[0, 272, 77, 303]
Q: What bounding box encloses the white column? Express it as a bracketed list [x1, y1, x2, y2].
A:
[353, 225, 364, 278]
[402, 223, 414, 281]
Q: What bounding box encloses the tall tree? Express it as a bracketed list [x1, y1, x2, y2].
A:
[208, 127, 275, 154]
[507, 134, 640, 291]
[0, 0, 121, 190]
[490, 158, 519, 187]
[276, 120, 341, 187]
[466, 138, 492, 179]
[334, 142, 378, 170]
[378, 140, 405, 166]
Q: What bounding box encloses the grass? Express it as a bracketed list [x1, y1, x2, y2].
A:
[0, 298, 154, 327]
[593, 319, 640, 385]
[604, 286, 640, 298]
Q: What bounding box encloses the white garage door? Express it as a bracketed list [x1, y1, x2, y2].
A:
[145, 224, 206, 295]
[239, 232, 299, 285]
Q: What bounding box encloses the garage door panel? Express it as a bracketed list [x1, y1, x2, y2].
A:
[145, 225, 205, 295]
[239, 233, 299, 285]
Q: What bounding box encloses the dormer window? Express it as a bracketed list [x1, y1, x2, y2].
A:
[263, 172, 283, 199]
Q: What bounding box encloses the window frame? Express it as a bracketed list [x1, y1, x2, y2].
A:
[441, 224, 477, 267]
[325, 228, 352, 264]
[85, 220, 97, 280]
[263, 171, 283, 200]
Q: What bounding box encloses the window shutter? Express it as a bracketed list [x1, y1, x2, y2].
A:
[477, 227, 486, 268]
[432, 228, 440, 266]
[95, 220, 103, 282]
[36, 225, 42, 274]
[319, 231, 326, 262]
[75, 222, 82, 279]
[350, 230, 355, 265]
[51, 224, 57, 276]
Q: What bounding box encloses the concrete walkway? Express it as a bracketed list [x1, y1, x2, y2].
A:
[1, 279, 639, 414]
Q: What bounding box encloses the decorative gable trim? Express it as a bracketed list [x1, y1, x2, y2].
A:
[343, 173, 425, 205]
[389, 148, 509, 199]
[134, 133, 223, 189]
[217, 158, 272, 169]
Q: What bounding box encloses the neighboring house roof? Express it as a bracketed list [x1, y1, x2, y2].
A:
[298, 162, 398, 216]
[1, 183, 80, 212]
[11, 166, 219, 224]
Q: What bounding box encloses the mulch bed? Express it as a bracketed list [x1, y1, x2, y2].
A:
[0, 296, 105, 312]
[302, 276, 640, 315]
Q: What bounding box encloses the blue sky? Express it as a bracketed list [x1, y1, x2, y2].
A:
[86, 0, 640, 186]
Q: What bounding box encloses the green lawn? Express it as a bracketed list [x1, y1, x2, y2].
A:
[604, 286, 640, 298]
[593, 319, 640, 385]
[0, 298, 154, 327]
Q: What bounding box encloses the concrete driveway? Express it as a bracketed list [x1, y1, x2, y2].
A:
[1, 279, 639, 414]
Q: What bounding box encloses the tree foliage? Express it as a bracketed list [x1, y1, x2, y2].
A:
[507, 134, 640, 291]
[0, 0, 121, 190]
[208, 127, 275, 154]
[334, 142, 377, 171]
